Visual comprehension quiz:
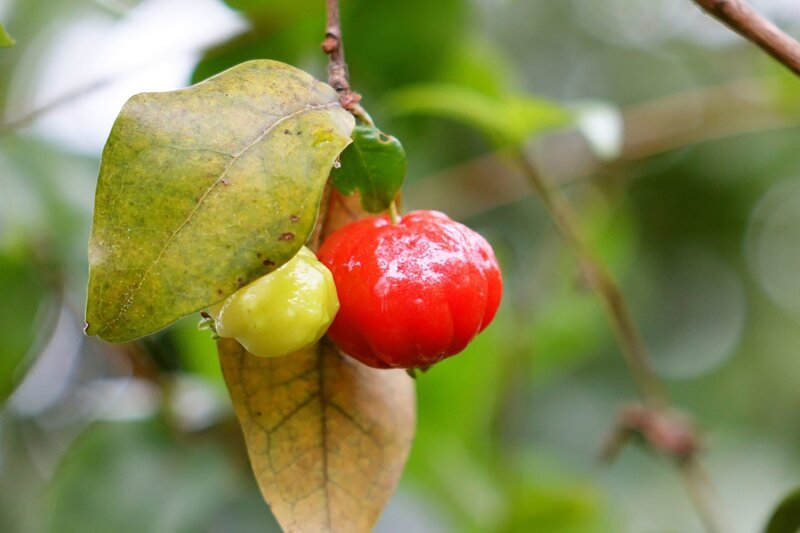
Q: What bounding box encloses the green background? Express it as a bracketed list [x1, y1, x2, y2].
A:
[1, 0, 800, 531]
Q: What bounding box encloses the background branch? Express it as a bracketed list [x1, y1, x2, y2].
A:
[407, 79, 798, 219]
[516, 151, 668, 405]
[693, 0, 800, 76]
[514, 148, 730, 533]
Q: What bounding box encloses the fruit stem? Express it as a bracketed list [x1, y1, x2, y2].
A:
[388, 200, 400, 224]
[351, 105, 375, 127]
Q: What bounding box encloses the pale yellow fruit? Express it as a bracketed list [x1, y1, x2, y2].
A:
[208, 246, 339, 357]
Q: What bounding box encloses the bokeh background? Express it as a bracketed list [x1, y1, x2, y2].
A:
[2, 0, 800, 531]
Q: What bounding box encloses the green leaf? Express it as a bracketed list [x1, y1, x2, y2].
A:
[0, 23, 15, 47]
[330, 125, 407, 213]
[85, 60, 354, 342]
[765, 487, 800, 533]
[383, 83, 570, 145]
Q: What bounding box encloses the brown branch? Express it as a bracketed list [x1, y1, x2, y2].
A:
[694, 0, 800, 76]
[678, 459, 727, 533]
[406, 79, 797, 220]
[515, 152, 668, 405]
[322, 0, 361, 110]
[599, 403, 723, 532]
[514, 149, 730, 532]
[600, 404, 701, 463]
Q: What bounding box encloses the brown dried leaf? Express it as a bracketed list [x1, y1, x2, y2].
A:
[218, 336, 415, 533]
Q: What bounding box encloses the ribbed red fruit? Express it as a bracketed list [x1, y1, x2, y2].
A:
[317, 210, 503, 369]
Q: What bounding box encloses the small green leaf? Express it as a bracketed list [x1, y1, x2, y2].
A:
[86, 60, 354, 342]
[330, 124, 407, 213]
[384, 83, 570, 145]
[0, 23, 14, 47]
[765, 487, 800, 533]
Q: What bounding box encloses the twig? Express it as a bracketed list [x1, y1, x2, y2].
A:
[515, 148, 730, 532]
[678, 459, 727, 533]
[321, 0, 362, 111]
[599, 404, 700, 463]
[518, 150, 667, 404]
[598, 404, 725, 533]
[0, 78, 113, 136]
[406, 79, 797, 220]
[0, 31, 254, 136]
[321, 0, 402, 224]
[693, 0, 800, 76]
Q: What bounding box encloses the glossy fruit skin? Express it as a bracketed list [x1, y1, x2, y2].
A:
[208, 246, 339, 358]
[317, 210, 502, 369]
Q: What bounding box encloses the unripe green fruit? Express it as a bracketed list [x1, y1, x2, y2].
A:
[208, 246, 339, 357]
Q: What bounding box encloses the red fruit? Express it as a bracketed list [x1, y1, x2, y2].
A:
[317, 210, 503, 369]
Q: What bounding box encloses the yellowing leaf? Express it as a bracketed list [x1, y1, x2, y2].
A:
[85, 60, 354, 342]
[218, 337, 415, 532]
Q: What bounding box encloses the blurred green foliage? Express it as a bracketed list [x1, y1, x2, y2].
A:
[0, 22, 15, 47]
[2, 0, 800, 531]
[0, 248, 53, 401]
